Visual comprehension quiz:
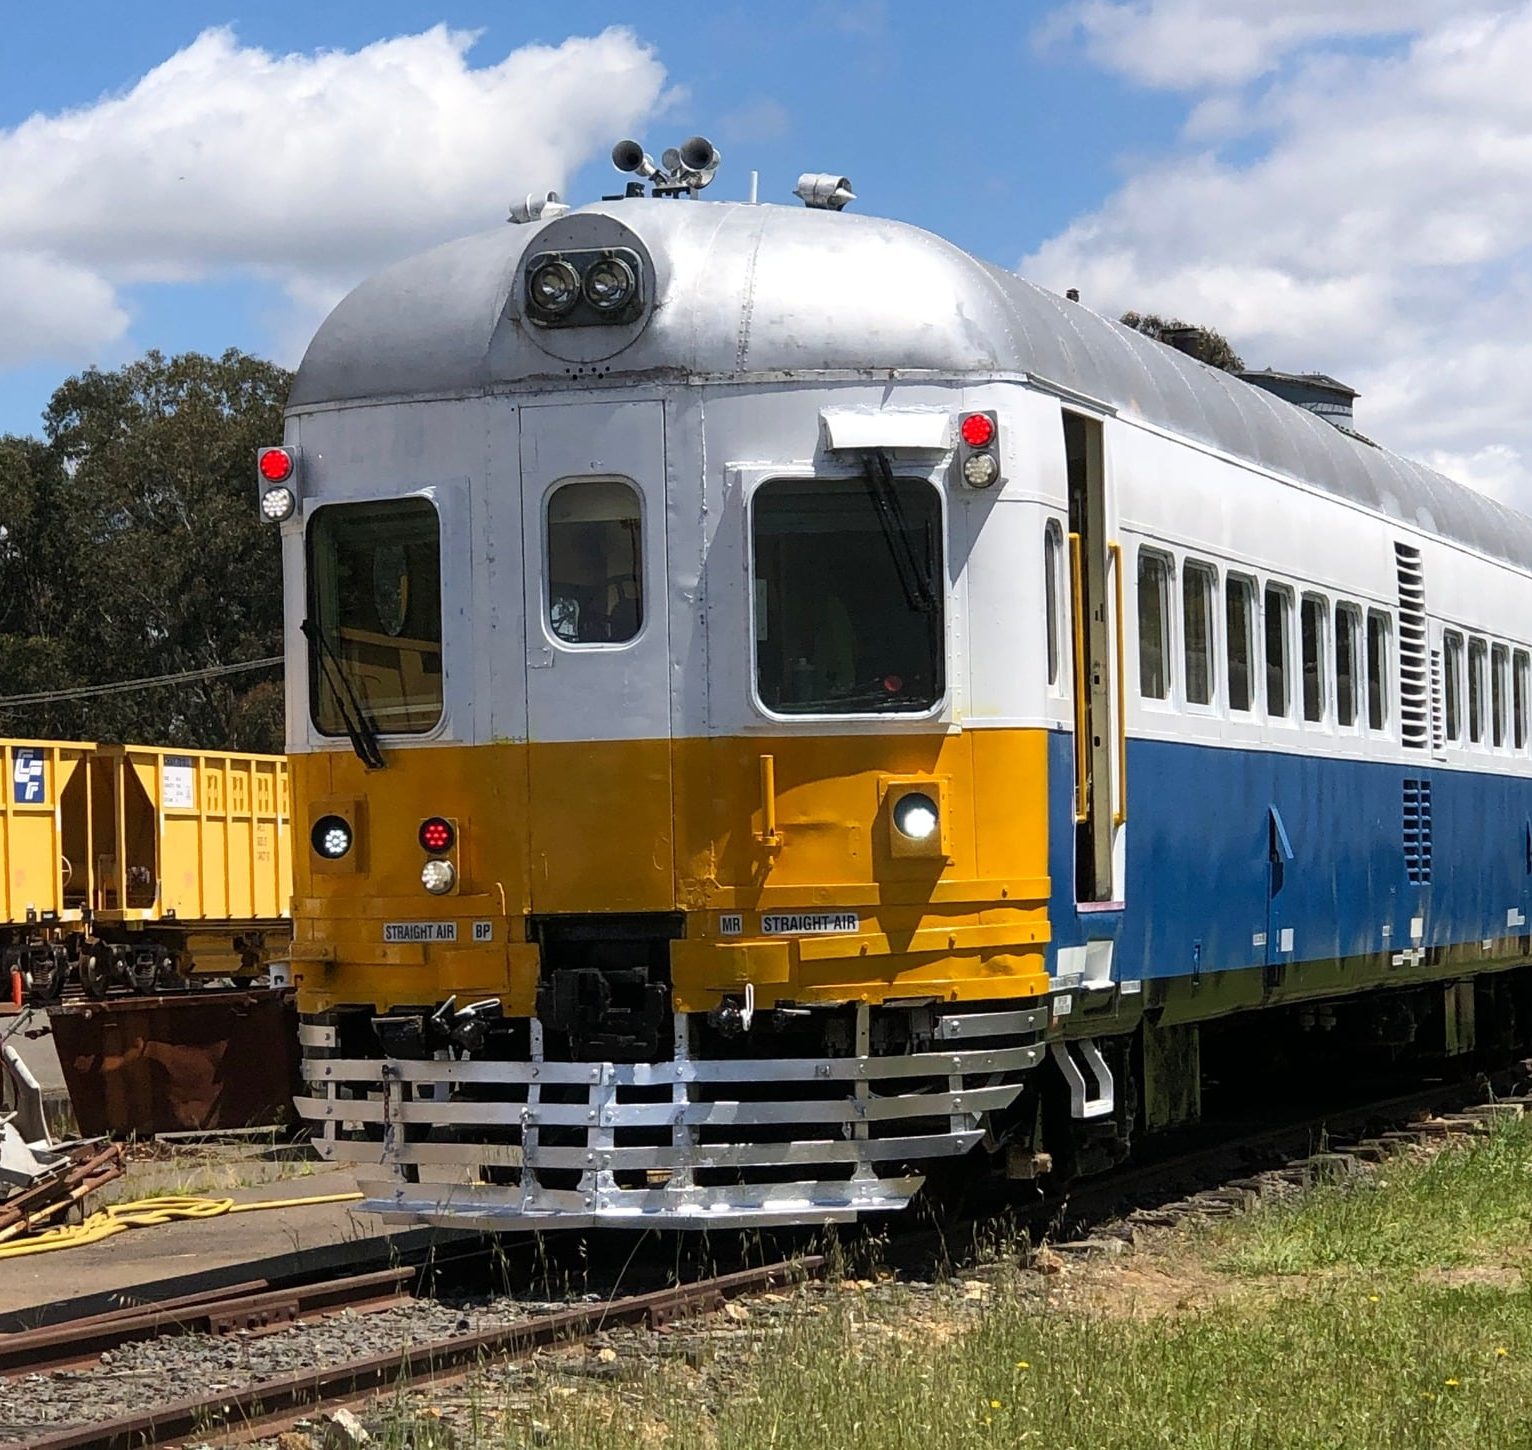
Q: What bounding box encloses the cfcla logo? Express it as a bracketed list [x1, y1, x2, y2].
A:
[12, 751, 43, 804]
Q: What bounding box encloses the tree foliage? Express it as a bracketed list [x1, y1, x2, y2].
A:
[0, 350, 291, 752]
[1120, 311, 1245, 373]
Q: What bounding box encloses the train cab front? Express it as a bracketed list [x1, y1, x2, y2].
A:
[277, 199, 1060, 1231]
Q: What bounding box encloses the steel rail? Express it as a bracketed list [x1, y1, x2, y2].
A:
[0, 1268, 417, 1377]
[22, 1257, 825, 1450]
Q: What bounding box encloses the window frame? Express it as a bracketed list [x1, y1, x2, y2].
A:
[1044, 520, 1064, 693]
[745, 468, 949, 723]
[1300, 592, 1329, 726]
[1516, 649, 1530, 752]
[1181, 558, 1218, 712]
[305, 493, 447, 740]
[1443, 630, 1464, 743]
[542, 475, 648, 653]
[1264, 582, 1295, 723]
[1468, 635, 1488, 746]
[1136, 546, 1175, 704]
[1493, 642, 1511, 750]
[1225, 573, 1259, 716]
[1366, 609, 1393, 736]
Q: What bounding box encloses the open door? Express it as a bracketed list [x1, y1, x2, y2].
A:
[1063, 411, 1122, 903]
[518, 400, 674, 913]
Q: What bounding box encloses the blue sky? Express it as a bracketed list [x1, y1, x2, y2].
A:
[2, 2, 1529, 504]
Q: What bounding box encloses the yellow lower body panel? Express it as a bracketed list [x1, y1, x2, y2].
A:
[290, 725, 1052, 1017]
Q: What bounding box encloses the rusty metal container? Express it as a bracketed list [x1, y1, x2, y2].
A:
[47, 990, 301, 1136]
[90, 746, 292, 925]
[0, 738, 95, 927]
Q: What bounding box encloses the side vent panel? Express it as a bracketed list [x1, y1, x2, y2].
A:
[1395, 542, 1429, 749]
[1403, 777, 1433, 885]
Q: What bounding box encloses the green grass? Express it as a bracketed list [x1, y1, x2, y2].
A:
[366, 1116, 1532, 1450]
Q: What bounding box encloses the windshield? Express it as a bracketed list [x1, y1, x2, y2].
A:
[307, 498, 443, 736]
[752, 475, 944, 715]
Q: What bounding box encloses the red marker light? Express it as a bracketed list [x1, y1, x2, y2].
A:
[259, 448, 294, 483]
[419, 817, 455, 854]
[959, 413, 995, 448]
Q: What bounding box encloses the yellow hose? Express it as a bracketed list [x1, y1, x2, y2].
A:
[0, 1190, 364, 1260]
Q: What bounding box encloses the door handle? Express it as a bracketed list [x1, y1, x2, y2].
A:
[1108, 540, 1127, 827]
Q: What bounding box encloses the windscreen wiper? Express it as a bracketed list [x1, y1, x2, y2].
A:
[301, 618, 386, 770]
[861, 451, 938, 613]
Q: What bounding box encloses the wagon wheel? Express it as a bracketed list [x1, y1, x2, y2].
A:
[81, 946, 114, 1000]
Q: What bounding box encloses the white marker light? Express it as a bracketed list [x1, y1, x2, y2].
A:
[421, 859, 457, 895]
[311, 815, 353, 859]
[893, 792, 939, 841]
[961, 452, 1000, 488]
[260, 486, 296, 522]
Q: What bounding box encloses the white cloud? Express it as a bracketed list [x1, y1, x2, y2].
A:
[0, 25, 667, 370]
[0, 252, 129, 367]
[1027, 3, 1532, 508]
[1039, 0, 1497, 90]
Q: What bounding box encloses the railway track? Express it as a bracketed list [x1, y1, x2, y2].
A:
[13, 1259, 822, 1450]
[7, 1062, 1528, 1447]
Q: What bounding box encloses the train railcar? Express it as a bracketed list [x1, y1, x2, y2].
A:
[275, 143, 1532, 1230]
[1, 739, 292, 997]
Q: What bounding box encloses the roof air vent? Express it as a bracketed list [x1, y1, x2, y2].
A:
[1239, 370, 1358, 428]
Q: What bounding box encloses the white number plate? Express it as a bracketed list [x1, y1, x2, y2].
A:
[383, 921, 458, 944]
[760, 912, 860, 936]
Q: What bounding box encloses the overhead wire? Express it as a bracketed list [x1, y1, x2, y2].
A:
[0, 656, 283, 709]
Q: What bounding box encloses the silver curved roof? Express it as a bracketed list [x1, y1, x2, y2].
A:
[290, 199, 1532, 569]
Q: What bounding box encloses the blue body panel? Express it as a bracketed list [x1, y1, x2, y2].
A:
[1046, 729, 1532, 980]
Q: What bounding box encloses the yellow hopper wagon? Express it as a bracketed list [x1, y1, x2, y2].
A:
[0, 739, 292, 1000]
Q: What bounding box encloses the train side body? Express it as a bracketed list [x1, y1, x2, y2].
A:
[281, 196, 1532, 1227]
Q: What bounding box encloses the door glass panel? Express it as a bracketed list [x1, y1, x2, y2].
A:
[546, 480, 643, 645]
[1044, 523, 1062, 688]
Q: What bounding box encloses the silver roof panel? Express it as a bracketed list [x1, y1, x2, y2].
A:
[290, 199, 1532, 567]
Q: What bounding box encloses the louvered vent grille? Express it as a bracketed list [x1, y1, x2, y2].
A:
[1430, 648, 1444, 752]
[1395, 543, 1429, 748]
[1403, 777, 1433, 884]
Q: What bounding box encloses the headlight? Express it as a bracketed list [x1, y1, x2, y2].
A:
[961, 452, 1000, 488]
[528, 258, 581, 317]
[421, 859, 457, 894]
[583, 256, 636, 311]
[311, 815, 353, 859]
[893, 792, 939, 841]
[260, 485, 295, 522]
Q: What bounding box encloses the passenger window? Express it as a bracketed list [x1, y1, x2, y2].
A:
[1516, 650, 1530, 750]
[1493, 643, 1510, 748]
[1367, 611, 1392, 732]
[1300, 594, 1327, 723]
[546, 480, 643, 645]
[1137, 550, 1171, 701]
[1044, 522, 1062, 688]
[752, 475, 944, 714]
[1226, 576, 1257, 713]
[1264, 584, 1291, 719]
[1335, 604, 1361, 728]
[1468, 637, 1487, 743]
[1182, 561, 1216, 707]
[1443, 632, 1464, 741]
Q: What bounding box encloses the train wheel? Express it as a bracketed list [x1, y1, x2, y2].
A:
[81, 947, 113, 1000]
